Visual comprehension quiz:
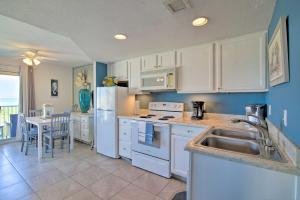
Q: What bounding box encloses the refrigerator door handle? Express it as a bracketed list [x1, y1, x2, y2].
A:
[97, 109, 114, 111]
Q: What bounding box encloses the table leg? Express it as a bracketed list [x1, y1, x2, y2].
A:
[37, 124, 43, 160]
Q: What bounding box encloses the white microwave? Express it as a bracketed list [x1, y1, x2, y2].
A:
[140, 68, 177, 91]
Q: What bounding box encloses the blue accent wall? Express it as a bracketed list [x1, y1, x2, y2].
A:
[95, 62, 107, 87]
[266, 0, 300, 147]
[136, 92, 266, 115]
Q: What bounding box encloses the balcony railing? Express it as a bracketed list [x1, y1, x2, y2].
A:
[0, 105, 18, 140]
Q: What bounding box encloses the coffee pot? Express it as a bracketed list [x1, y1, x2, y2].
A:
[191, 101, 205, 120]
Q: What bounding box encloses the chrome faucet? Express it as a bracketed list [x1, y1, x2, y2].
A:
[231, 115, 272, 147]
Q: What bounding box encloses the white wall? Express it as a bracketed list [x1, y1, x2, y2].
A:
[34, 63, 72, 113]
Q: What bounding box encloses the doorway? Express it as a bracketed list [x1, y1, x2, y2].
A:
[0, 74, 20, 140]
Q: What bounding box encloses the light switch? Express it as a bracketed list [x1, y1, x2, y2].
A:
[283, 109, 288, 127]
[268, 105, 272, 116]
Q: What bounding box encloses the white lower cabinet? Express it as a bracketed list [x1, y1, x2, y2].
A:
[188, 153, 298, 200]
[119, 119, 132, 159]
[70, 112, 94, 144]
[171, 125, 204, 178]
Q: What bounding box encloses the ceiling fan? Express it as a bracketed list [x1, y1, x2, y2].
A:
[0, 46, 59, 66]
[21, 50, 42, 66]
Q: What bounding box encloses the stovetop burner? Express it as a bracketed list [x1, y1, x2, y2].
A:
[158, 118, 169, 120]
[139, 116, 151, 119]
[147, 114, 156, 117]
[162, 116, 175, 119]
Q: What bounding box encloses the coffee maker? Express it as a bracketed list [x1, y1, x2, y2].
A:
[191, 101, 205, 120]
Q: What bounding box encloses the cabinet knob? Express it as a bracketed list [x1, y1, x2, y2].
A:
[124, 132, 127, 135]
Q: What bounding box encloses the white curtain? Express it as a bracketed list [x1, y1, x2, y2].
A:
[16, 65, 35, 140]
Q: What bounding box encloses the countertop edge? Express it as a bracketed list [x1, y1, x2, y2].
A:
[185, 129, 300, 176]
[118, 115, 300, 175]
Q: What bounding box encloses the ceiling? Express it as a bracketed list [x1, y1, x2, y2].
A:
[0, 15, 91, 67]
[0, 0, 275, 64]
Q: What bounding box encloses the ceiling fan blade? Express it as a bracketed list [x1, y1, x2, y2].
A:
[37, 56, 58, 61]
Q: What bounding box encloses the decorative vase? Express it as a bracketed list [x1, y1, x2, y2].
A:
[79, 88, 91, 113]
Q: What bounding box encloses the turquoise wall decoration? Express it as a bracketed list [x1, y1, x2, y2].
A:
[79, 88, 91, 113]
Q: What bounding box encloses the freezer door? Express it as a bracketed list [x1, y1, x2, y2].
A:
[96, 110, 119, 158]
[97, 87, 116, 111]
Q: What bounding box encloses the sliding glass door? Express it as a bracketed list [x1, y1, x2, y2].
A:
[0, 74, 20, 140]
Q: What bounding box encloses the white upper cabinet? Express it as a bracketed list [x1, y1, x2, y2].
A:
[110, 60, 128, 80]
[216, 32, 267, 92]
[177, 43, 215, 93]
[128, 57, 141, 93]
[141, 54, 158, 72]
[142, 51, 176, 72]
[158, 51, 176, 68]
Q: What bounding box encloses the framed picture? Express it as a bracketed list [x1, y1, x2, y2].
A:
[268, 16, 289, 87]
[51, 79, 58, 96]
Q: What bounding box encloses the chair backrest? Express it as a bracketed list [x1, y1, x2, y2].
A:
[29, 109, 43, 117]
[50, 113, 71, 137]
[19, 113, 28, 134]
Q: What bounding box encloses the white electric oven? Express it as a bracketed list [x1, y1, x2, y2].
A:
[131, 121, 171, 178]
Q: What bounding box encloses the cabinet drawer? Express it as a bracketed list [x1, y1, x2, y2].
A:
[81, 130, 89, 137]
[119, 141, 131, 159]
[80, 116, 89, 123]
[81, 123, 89, 130]
[119, 126, 131, 142]
[119, 119, 132, 126]
[171, 125, 204, 138]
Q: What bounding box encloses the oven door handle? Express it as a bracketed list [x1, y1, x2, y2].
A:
[153, 123, 169, 128]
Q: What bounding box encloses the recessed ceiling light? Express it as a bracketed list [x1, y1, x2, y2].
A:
[192, 17, 208, 27]
[114, 34, 127, 40]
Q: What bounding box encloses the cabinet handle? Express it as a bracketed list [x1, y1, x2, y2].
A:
[123, 148, 126, 150]
[124, 132, 127, 135]
[187, 130, 193, 133]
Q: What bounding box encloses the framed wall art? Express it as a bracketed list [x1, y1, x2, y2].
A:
[268, 16, 289, 87]
[51, 79, 58, 96]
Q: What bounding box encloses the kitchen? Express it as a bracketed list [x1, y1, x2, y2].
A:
[0, 0, 299, 199]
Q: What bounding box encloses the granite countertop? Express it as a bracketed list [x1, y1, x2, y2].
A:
[118, 113, 300, 175]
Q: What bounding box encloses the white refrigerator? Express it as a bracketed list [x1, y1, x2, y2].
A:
[96, 87, 134, 158]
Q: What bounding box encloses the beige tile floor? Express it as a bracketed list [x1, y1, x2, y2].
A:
[0, 142, 186, 200]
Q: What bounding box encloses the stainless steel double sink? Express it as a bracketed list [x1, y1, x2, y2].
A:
[197, 128, 286, 163]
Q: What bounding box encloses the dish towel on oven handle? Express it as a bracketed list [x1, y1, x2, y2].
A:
[145, 122, 154, 145]
[138, 121, 146, 143]
[137, 121, 154, 144]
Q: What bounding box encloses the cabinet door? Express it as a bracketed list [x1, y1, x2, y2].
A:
[216, 32, 267, 92]
[177, 43, 215, 93]
[158, 51, 176, 68]
[128, 57, 141, 92]
[142, 54, 158, 71]
[72, 119, 81, 139]
[111, 60, 128, 80]
[171, 135, 190, 178]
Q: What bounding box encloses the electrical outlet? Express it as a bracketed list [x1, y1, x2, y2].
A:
[268, 105, 272, 116]
[283, 109, 288, 127]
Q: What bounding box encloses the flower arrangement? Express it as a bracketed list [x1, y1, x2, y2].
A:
[75, 70, 90, 88]
[102, 75, 118, 86]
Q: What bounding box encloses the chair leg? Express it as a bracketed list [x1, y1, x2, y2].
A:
[25, 137, 29, 156]
[51, 138, 54, 158]
[68, 135, 70, 153]
[61, 137, 64, 149]
[21, 134, 24, 152]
